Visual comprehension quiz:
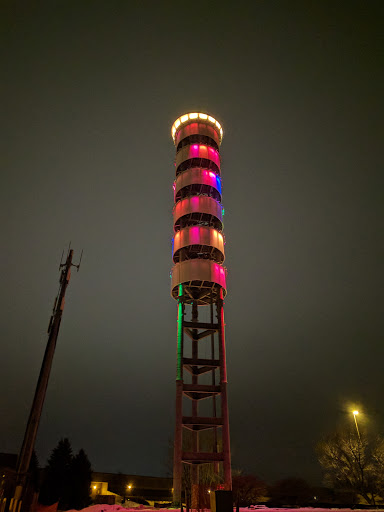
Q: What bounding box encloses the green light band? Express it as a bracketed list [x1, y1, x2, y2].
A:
[176, 284, 183, 381]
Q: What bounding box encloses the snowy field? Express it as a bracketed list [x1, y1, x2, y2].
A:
[66, 507, 380, 512]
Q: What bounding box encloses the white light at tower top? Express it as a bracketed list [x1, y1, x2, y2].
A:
[171, 112, 224, 143]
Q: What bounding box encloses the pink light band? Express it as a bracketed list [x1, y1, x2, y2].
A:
[173, 226, 225, 260]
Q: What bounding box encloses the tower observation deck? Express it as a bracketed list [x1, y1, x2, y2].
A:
[170, 113, 231, 505]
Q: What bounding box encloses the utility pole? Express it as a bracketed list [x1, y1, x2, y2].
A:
[353, 410, 361, 441]
[13, 248, 81, 508]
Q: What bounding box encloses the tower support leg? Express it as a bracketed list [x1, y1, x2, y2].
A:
[173, 380, 183, 505]
[191, 301, 199, 509]
[218, 288, 232, 489]
[173, 284, 184, 505]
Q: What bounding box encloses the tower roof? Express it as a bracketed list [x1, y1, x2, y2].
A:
[171, 113, 223, 144]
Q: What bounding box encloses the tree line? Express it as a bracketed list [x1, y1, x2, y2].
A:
[28, 421, 384, 510]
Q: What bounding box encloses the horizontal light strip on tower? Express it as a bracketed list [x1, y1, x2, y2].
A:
[173, 196, 223, 232]
[172, 226, 225, 264]
[177, 134, 219, 152]
[175, 123, 221, 149]
[172, 112, 223, 142]
[175, 144, 221, 176]
[171, 259, 227, 303]
[174, 168, 222, 202]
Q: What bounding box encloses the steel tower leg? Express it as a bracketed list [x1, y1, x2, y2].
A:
[218, 288, 232, 488]
[210, 295, 219, 475]
[173, 285, 184, 505]
[173, 380, 183, 505]
[191, 301, 199, 510]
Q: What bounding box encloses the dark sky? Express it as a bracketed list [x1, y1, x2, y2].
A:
[1, 1, 383, 486]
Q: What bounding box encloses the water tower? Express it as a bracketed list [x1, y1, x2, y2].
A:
[170, 113, 231, 504]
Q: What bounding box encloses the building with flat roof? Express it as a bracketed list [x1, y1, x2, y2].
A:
[91, 472, 173, 505]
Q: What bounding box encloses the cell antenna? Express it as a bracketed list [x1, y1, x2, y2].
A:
[14, 248, 81, 508]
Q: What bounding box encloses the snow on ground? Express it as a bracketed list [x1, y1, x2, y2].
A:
[66, 507, 380, 512]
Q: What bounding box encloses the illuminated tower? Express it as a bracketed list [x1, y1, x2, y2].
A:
[170, 113, 231, 504]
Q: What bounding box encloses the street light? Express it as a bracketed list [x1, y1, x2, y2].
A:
[353, 410, 361, 441]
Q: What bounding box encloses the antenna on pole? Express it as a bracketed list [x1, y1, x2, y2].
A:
[14, 247, 81, 509]
[74, 250, 83, 272]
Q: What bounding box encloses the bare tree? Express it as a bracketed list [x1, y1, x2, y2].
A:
[232, 472, 266, 512]
[372, 437, 384, 498]
[316, 427, 384, 505]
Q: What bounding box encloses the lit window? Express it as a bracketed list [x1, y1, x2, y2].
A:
[175, 119, 181, 128]
[199, 113, 208, 120]
[208, 116, 215, 123]
[189, 113, 198, 119]
[181, 115, 188, 123]
[215, 121, 221, 130]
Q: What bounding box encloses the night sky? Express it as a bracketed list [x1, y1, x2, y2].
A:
[1, 1, 383, 486]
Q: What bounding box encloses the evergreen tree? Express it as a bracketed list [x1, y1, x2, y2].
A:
[39, 438, 73, 508]
[67, 449, 92, 510]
